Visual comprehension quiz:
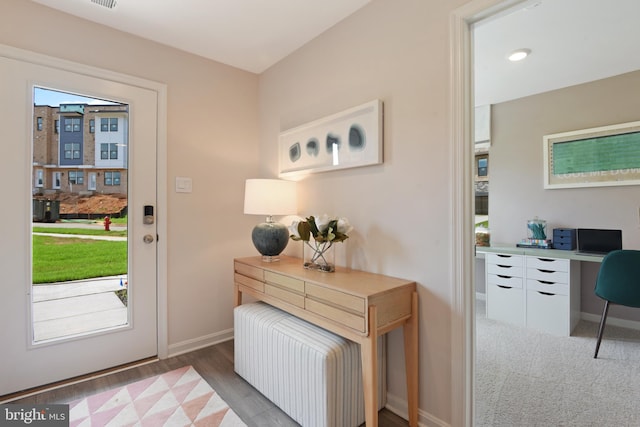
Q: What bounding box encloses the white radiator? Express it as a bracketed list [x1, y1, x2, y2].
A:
[234, 302, 386, 427]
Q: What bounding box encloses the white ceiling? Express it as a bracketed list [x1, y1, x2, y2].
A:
[474, 0, 640, 106]
[31, 0, 372, 74]
[31, 0, 640, 106]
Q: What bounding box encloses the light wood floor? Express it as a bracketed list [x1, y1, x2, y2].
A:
[7, 340, 409, 427]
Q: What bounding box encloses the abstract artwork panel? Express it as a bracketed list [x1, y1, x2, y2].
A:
[279, 99, 383, 176]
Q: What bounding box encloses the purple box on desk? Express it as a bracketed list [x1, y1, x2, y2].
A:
[553, 228, 576, 250]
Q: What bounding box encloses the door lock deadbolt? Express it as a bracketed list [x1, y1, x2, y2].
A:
[143, 205, 154, 225]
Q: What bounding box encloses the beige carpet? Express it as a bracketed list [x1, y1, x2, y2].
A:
[475, 300, 640, 426]
[69, 366, 245, 426]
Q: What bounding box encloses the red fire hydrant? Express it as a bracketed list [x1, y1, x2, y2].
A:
[104, 216, 111, 231]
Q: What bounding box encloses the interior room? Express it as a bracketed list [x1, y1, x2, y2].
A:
[1, 0, 639, 426]
[473, 0, 640, 425]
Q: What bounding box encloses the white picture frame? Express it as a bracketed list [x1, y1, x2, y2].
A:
[543, 120, 640, 189]
[278, 100, 383, 176]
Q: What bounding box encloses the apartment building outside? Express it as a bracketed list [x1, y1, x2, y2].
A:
[32, 103, 129, 197]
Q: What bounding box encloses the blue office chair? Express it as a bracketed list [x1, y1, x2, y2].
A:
[593, 249, 640, 358]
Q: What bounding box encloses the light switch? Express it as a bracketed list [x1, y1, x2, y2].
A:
[175, 176, 192, 193]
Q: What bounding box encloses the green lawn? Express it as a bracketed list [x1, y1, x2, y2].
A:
[33, 235, 127, 284]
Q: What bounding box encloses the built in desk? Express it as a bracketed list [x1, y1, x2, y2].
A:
[476, 244, 604, 336]
[233, 255, 419, 427]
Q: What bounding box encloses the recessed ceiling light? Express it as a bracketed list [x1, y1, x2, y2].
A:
[508, 49, 531, 62]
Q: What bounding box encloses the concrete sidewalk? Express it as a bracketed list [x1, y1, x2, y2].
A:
[32, 276, 128, 342]
[32, 232, 127, 241]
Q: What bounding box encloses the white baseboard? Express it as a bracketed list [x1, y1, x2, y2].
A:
[581, 312, 640, 331]
[385, 392, 449, 427]
[167, 328, 234, 358]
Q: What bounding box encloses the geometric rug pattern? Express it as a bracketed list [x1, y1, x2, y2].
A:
[69, 366, 246, 426]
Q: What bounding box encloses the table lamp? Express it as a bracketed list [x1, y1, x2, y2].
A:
[244, 179, 297, 262]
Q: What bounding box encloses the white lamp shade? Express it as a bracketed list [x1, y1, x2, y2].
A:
[244, 179, 297, 216]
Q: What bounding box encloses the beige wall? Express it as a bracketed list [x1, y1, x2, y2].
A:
[1, 0, 260, 349]
[260, 0, 468, 423]
[490, 70, 640, 320]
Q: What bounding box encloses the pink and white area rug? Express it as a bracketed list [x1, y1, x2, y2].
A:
[69, 365, 246, 426]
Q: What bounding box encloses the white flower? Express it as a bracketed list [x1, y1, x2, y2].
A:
[337, 217, 353, 235]
[288, 220, 301, 238]
[314, 214, 331, 233]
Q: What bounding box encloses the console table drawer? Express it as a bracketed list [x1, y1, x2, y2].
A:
[235, 272, 265, 292]
[264, 271, 305, 293]
[265, 283, 305, 308]
[305, 298, 366, 333]
[235, 261, 264, 281]
[305, 282, 365, 314]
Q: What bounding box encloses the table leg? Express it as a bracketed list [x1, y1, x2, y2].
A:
[404, 291, 419, 427]
[361, 305, 379, 426]
[233, 284, 242, 307]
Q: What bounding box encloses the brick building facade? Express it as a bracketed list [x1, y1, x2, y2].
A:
[32, 103, 128, 196]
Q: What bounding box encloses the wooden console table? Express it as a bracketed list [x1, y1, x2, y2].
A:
[233, 255, 419, 427]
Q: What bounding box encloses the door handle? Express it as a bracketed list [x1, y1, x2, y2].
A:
[143, 234, 154, 244]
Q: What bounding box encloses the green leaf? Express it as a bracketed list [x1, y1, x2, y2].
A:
[326, 226, 336, 242]
[332, 232, 349, 243]
[307, 216, 320, 238]
[298, 221, 311, 241]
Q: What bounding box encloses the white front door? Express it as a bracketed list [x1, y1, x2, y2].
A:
[0, 48, 162, 395]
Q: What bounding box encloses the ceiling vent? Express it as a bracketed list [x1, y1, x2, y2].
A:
[90, 0, 117, 9]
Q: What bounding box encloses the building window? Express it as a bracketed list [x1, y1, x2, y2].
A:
[52, 172, 61, 189]
[37, 117, 43, 131]
[104, 171, 121, 186]
[100, 117, 119, 132]
[64, 117, 81, 132]
[477, 157, 488, 177]
[69, 171, 84, 185]
[55, 120, 59, 134]
[88, 172, 97, 191]
[89, 119, 95, 133]
[100, 143, 118, 160]
[35, 169, 44, 187]
[64, 143, 81, 160]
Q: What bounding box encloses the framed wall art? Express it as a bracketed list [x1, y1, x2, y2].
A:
[543, 120, 640, 189]
[278, 99, 383, 177]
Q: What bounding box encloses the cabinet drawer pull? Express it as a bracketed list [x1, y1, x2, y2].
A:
[537, 269, 554, 273]
[497, 274, 513, 279]
[497, 285, 513, 289]
[497, 254, 511, 258]
[538, 280, 554, 285]
[497, 264, 512, 268]
[537, 258, 555, 262]
[538, 291, 555, 296]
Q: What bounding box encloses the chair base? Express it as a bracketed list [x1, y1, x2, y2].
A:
[594, 300, 610, 358]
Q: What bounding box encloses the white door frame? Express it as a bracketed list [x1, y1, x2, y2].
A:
[449, 1, 528, 425]
[0, 43, 168, 358]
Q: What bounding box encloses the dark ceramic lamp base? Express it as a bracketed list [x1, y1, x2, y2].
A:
[251, 221, 289, 262]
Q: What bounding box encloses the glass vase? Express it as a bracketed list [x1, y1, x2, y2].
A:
[303, 239, 335, 272]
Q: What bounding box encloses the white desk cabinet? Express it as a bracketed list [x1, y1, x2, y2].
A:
[485, 252, 581, 336]
[486, 253, 525, 327]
